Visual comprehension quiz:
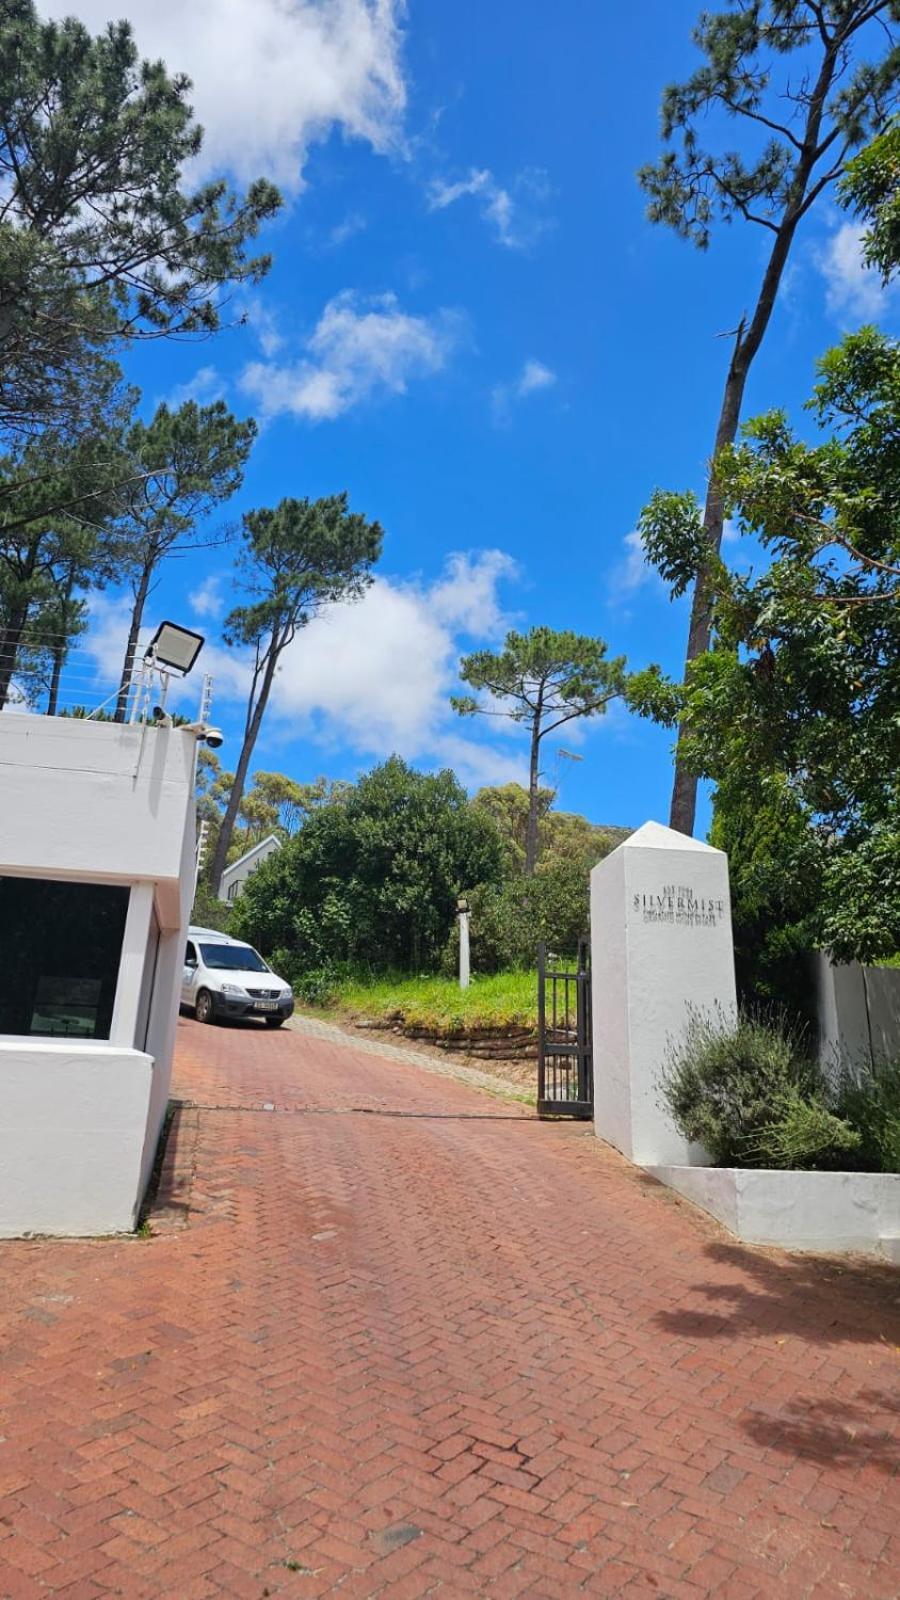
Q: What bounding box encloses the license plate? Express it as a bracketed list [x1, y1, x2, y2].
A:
[254, 1001, 278, 1012]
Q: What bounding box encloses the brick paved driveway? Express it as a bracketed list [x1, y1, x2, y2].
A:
[0, 1017, 898, 1599]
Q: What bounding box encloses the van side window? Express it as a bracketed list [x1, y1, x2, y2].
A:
[185, 941, 198, 967]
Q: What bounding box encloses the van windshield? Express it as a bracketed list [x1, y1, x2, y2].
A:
[199, 943, 270, 973]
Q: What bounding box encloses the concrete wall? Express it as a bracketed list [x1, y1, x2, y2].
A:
[0, 714, 197, 1235]
[649, 1164, 900, 1258]
[813, 951, 900, 1080]
[0, 1042, 154, 1237]
[591, 821, 737, 1166]
[1, 715, 196, 925]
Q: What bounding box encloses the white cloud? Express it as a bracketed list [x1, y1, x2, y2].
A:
[430, 550, 520, 634]
[819, 222, 896, 321]
[240, 289, 462, 421]
[427, 166, 550, 249]
[162, 365, 225, 410]
[244, 301, 286, 359]
[41, 0, 407, 190]
[328, 211, 367, 247]
[609, 529, 654, 598]
[189, 574, 227, 621]
[517, 359, 556, 398]
[491, 358, 557, 424]
[193, 549, 523, 784]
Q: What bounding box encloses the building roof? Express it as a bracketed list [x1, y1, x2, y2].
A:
[220, 833, 283, 884]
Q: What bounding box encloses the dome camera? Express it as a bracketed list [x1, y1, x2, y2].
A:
[182, 719, 224, 749]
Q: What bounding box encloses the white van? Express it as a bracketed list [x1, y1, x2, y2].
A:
[182, 927, 294, 1028]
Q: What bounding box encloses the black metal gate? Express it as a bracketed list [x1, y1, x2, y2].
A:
[537, 939, 593, 1118]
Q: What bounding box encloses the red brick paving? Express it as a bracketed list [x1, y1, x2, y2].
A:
[0, 1015, 897, 1599]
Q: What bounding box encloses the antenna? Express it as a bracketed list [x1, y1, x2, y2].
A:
[195, 817, 210, 896]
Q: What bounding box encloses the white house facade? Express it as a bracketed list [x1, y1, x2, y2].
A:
[219, 833, 282, 904]
[0, 714, 197, 1236]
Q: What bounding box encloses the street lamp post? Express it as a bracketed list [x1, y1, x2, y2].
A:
[457, 895, 471, 991]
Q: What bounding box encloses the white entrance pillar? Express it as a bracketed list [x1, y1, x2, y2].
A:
[590, 821, 737, 1166]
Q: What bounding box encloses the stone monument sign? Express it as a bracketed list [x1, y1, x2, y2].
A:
[590, 821, 737, 1166]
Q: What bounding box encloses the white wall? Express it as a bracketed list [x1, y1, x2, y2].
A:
[0, 715, 197, 1235]
[1, 716, 196, 925]
[138, 805, 197, 1196]
[591, 821, 737, 1166]
[650, 1164, 900, 1257]
[0, 1042, 154, 1236]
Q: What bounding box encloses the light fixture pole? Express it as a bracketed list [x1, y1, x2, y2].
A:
[457, 895, 471, 991]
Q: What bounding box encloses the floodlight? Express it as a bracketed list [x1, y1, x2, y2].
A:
[145, 621, 205, 676]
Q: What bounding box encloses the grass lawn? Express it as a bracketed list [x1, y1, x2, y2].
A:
[323, 970, 539, 1032]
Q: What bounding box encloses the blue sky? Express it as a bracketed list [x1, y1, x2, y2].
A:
[43, 0, 900, 831]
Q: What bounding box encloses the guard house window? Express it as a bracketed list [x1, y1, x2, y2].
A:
[0, 878, 130, 1039]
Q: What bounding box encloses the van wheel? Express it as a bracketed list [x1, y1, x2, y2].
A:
[195, 989, 215, 1025]
[265, 1016, 285, 1029]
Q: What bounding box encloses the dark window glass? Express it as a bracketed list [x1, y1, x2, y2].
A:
[199, 942, 269, 973]
[0, 878, 130, 1039]
[184, 941, 197, 966]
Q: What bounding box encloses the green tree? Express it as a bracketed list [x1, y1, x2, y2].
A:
[231, 757, 506, 974]
[472, 782, 623, 873]
[841, 116, 900, 279]
[453, 628, 629, 876]
[640, 0, 900, 836]
[632, 328, 900, 963]
[708, 773, 822, 1024]
[0, 425, 130, 708]
[249, 772, 309, 837]
[209, 495, 383, 894]
[111, 399, 256, 720]
[471, 783, 556, 871]
[0, 2, 280, 445]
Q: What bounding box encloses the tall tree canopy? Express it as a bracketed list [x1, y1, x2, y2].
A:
[632, 327, 900, 962]
[640, 0, 900, 835]
[0, 1, 280, 444]
[452, 628, 629, 876]
[209, 495, 384, 894]
[111, 399, 256, 720]
[0, 423, 131, 709]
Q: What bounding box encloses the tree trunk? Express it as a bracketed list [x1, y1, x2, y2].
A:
[46, 569, 77, 716]
[524, 702, 543, 878]
[46, 635, 66, 717]
[0, 601, 30, 709]
[114, 562, 152, 723]
[208, 645, 279, 897]
[668, 42, 841, 836]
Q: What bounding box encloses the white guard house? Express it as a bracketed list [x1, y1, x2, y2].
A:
[219, 833, 282, 904]
[0, 712, 198, 1237]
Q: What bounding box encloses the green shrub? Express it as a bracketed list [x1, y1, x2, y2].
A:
[743, 1088, 861, 1169]
[441, 860, 591, 976]
[190, 880, 232, 934]
[836, 1055, 900, 1173]
[661, 1008, 858, 1169]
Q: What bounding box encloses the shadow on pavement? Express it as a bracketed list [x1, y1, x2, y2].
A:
[742, 1389, 900, 1474]
[652, 1240, 900, 1348]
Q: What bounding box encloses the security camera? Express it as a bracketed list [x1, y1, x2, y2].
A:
[182, 719, 223, 748]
